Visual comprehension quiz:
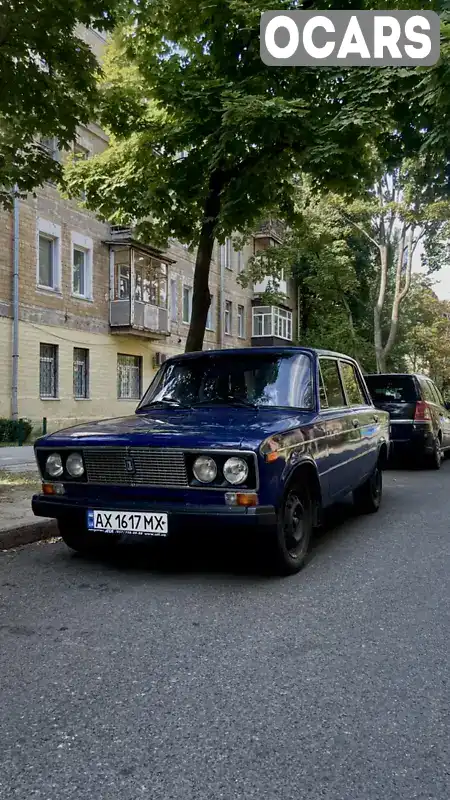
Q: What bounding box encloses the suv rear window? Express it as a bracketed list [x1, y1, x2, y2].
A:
[365, 375, 418, 403]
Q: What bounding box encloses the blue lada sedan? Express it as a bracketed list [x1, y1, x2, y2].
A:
[32, 347, 390, 576]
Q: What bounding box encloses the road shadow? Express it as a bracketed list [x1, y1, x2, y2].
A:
[385, 453, 450, 471]
[56, 495, 366, 583]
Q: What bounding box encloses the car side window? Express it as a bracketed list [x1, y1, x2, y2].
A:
[339, 361, 366, 406]
[427, 381, 442, 407]
[434, 384, 445, 407]
[421, 379, 435, 403]
[319, 359, 346, 409]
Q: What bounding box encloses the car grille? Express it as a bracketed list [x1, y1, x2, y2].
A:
[82, 447, 188, 487]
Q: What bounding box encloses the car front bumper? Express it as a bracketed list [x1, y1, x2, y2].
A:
[32, 494, 278, 537]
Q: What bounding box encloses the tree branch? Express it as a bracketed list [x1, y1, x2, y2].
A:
[339, 212, 380, 249]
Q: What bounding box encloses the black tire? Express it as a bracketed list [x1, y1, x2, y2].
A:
[426, 436, 442, 470]
[353, 463, 382, 514]
[58, 521, 118, 556]
[263, 482, 314, 576]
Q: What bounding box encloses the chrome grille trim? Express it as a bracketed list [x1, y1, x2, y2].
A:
[82, 447, 188, 487]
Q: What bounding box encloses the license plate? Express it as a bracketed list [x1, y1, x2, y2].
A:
[87, 510, 168, 537]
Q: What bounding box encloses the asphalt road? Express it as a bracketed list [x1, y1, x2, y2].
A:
[0, 446, 36, 472]
[0, 466, 449, 800]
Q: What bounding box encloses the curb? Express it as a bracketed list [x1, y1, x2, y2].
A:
[0, 519, 58, 551]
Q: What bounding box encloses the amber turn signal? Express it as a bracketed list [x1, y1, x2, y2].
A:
[42, 483, 65, 495]
[225, 491, 258, 507]
[265, 451, 279, 463]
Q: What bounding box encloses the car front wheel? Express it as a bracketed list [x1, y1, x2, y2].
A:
[263, 483, 314, 576]
[353, 463, 382, 514]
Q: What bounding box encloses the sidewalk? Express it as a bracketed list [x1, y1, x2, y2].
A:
[0, 468, 57, 550]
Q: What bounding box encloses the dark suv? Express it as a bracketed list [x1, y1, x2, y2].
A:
[365, 373, 450, 469]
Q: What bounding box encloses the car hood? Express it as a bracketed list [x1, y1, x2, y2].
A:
[35, 407, 315, 451]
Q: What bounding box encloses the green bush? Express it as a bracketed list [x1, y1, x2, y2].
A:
[0, 417, 33, 444]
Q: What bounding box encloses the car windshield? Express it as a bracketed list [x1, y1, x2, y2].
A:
[138, 352, 314, 410]
[365, 375, 417, 403]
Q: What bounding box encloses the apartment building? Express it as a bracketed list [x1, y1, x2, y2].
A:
[0, 28, 297, 434]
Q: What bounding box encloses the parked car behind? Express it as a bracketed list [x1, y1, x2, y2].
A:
[365, 372, 450, 469]
[32, 347, 390, 576]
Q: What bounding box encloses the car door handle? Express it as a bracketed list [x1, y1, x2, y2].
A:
[352, 419, 359, 428]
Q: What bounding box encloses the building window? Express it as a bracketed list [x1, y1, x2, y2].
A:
[252, 306, 293, 341]
[170, 278, 177, 322]
[237, 304, 245, 338]
[206, 296, 215, 331]
[38, 236, 54, 288]
[224, 300, 232, 335]
[73, 248, 86, 296]
[37, 219, 61, 291]
[220, 238, 232, 269]
[236, 250, 244, 274]
[73, 142, 89, 199]
[39, 136, 59, 162]
[73, 348, 89, 399]
[39, 343, 58, 399]
[71, 233, 93, 299]
[183, 285, 192, 324]
[117, 354, 142, 400]
[134, 253, 168, 307]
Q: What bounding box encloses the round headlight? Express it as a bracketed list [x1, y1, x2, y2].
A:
[193, 455, 217, 483]
[46, 453, 63, 478]
[223, 457, 248, 485]
[66, 452, 85, 478]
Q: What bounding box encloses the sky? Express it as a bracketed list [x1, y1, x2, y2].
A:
[412, 239, 450, 300]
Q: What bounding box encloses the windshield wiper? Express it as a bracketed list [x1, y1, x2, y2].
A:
[192, 395, 258, 409]
[142, 397, 192, 409]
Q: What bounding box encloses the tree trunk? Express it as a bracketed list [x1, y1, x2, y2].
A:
[185, 172, 223, 353]
[374, 244, 388, 372]
[381, 225, 413, 367]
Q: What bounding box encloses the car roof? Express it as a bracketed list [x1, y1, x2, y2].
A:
[165, 346, 356, 362]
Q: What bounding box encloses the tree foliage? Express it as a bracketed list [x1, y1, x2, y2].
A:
[333, 155, 450, 371]
[0, 0, 122, 206]
[64, 0, 450, 352]
[399, 278, 450, 393]
[238, 184, 378, 369]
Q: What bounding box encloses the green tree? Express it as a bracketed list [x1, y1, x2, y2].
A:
[64, 0, 447, 353]
[399, 278, 450, 392]
[0, 0, 121, 206]
[333, 156, 450, 372]
[238, 184, 377, 368]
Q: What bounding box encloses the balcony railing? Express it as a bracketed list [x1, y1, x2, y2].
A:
[110, 299, 169, 337]
[253, 275, 287, 297]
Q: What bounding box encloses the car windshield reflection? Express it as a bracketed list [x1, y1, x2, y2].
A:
[137, 351, 314, 411]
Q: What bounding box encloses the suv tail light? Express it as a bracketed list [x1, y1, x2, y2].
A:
[415, 400, 432, 421]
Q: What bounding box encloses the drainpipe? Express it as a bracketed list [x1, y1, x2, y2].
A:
[11, 185, 19, 420]
[219, 247, 224, 349]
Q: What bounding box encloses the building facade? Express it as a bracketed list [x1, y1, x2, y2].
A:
[0, 28, 297, 434]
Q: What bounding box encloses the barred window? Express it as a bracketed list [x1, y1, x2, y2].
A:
[117, 354, 142, 400]
[40, 344, 58, 398]
[73, 348, 89, 399]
